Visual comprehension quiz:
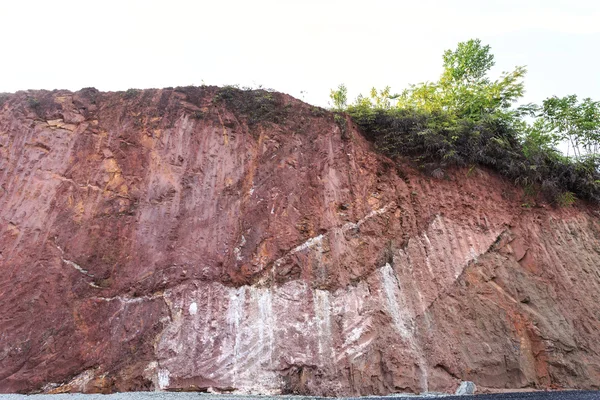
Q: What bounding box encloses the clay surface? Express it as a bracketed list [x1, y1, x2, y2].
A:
[0, 88, 599, 395]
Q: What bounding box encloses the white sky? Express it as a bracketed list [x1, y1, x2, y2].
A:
[1, 0, 599, 108]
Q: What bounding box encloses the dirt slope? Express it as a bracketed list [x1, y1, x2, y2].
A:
[0, 87, 599, 395]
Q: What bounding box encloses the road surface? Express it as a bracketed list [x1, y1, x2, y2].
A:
[0, 391, 598, 400]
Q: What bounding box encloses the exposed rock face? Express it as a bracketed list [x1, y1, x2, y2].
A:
[456, 381, 476, 395]
[1, 87, 599, 395]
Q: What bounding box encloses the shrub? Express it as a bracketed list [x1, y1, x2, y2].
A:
[192, 110, 205, 120]
[28, 97, 40, 110]
[123, 88, 140, 99]
[333, 39, 600, 206]
[212, 86, 288, 126]
[330, 84, 347, 111]
[347, 106, 600, 204]
[556, 191, 577, 207]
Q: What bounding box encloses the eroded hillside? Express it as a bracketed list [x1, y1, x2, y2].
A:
[0, 87, 599, 395]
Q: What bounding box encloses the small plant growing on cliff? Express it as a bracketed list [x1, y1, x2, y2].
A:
[212, 86, 288, 127]
[192, 110, 205, 120]
[123, 88, 140, 99]
[556, 191, 576, 207]
[27, 96, 43, 117]
[212, 85, 239, 103]
[329, 84, 347, 111]
[334, 113, 348, 140]
[310, 106, 327, 117]
[28, 97, 40, 110]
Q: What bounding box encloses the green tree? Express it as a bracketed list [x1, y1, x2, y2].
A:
[536, 95, 600, 158]
[520, 118, 560, 159]
[331, 39, 600, 205]
[329, 84, 348, 111]
[442, 39, 494, 83]
[395, 39, 527, 123]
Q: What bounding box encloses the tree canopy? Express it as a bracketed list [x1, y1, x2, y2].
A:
[330, 39, 600, 206]
[396, 38, 527, 122]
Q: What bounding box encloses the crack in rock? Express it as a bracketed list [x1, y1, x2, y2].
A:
[270, 202, 396, 271]
[54, 243, 94, 277]
[62, 259, 94, 277]
[91, 292, 165, 304]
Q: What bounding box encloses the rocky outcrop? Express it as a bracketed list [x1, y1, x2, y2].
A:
[1, 87, 599, 395]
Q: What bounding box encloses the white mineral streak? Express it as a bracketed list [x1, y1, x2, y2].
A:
[380, 263, 413, 339]
[154, 210, 501, 394]
[233, 235, 247, 262]
[339, 202, 395, 234]
[157, 369, 170, 390]
[395, 214, 502, 314]
[422, 232, 435, 276]
[313, 289, 333, 363]
[62, 259, 95, 277]
[254, 287, 275, 364]
[54, 243, 96, 278]
[273, 234, 325, 268]
[333, 282, 373, 363]
[270, 202, 395, 272]
[226, 287, 246, 388]
[380, 262, 429, 392]
[45, 368, 97, 392]
[92, 292, 164, 304]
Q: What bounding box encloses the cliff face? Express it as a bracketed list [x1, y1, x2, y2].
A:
[1, 87, 599, 395]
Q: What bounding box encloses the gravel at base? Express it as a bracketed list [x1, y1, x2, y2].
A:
[0, 391, 599, 400]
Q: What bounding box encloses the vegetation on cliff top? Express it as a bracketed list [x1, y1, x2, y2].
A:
[212, 85, 290, 126]
[331, 39, 600, 206]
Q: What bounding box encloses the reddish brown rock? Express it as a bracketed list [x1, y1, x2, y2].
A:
[0, 87, 599, 395]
